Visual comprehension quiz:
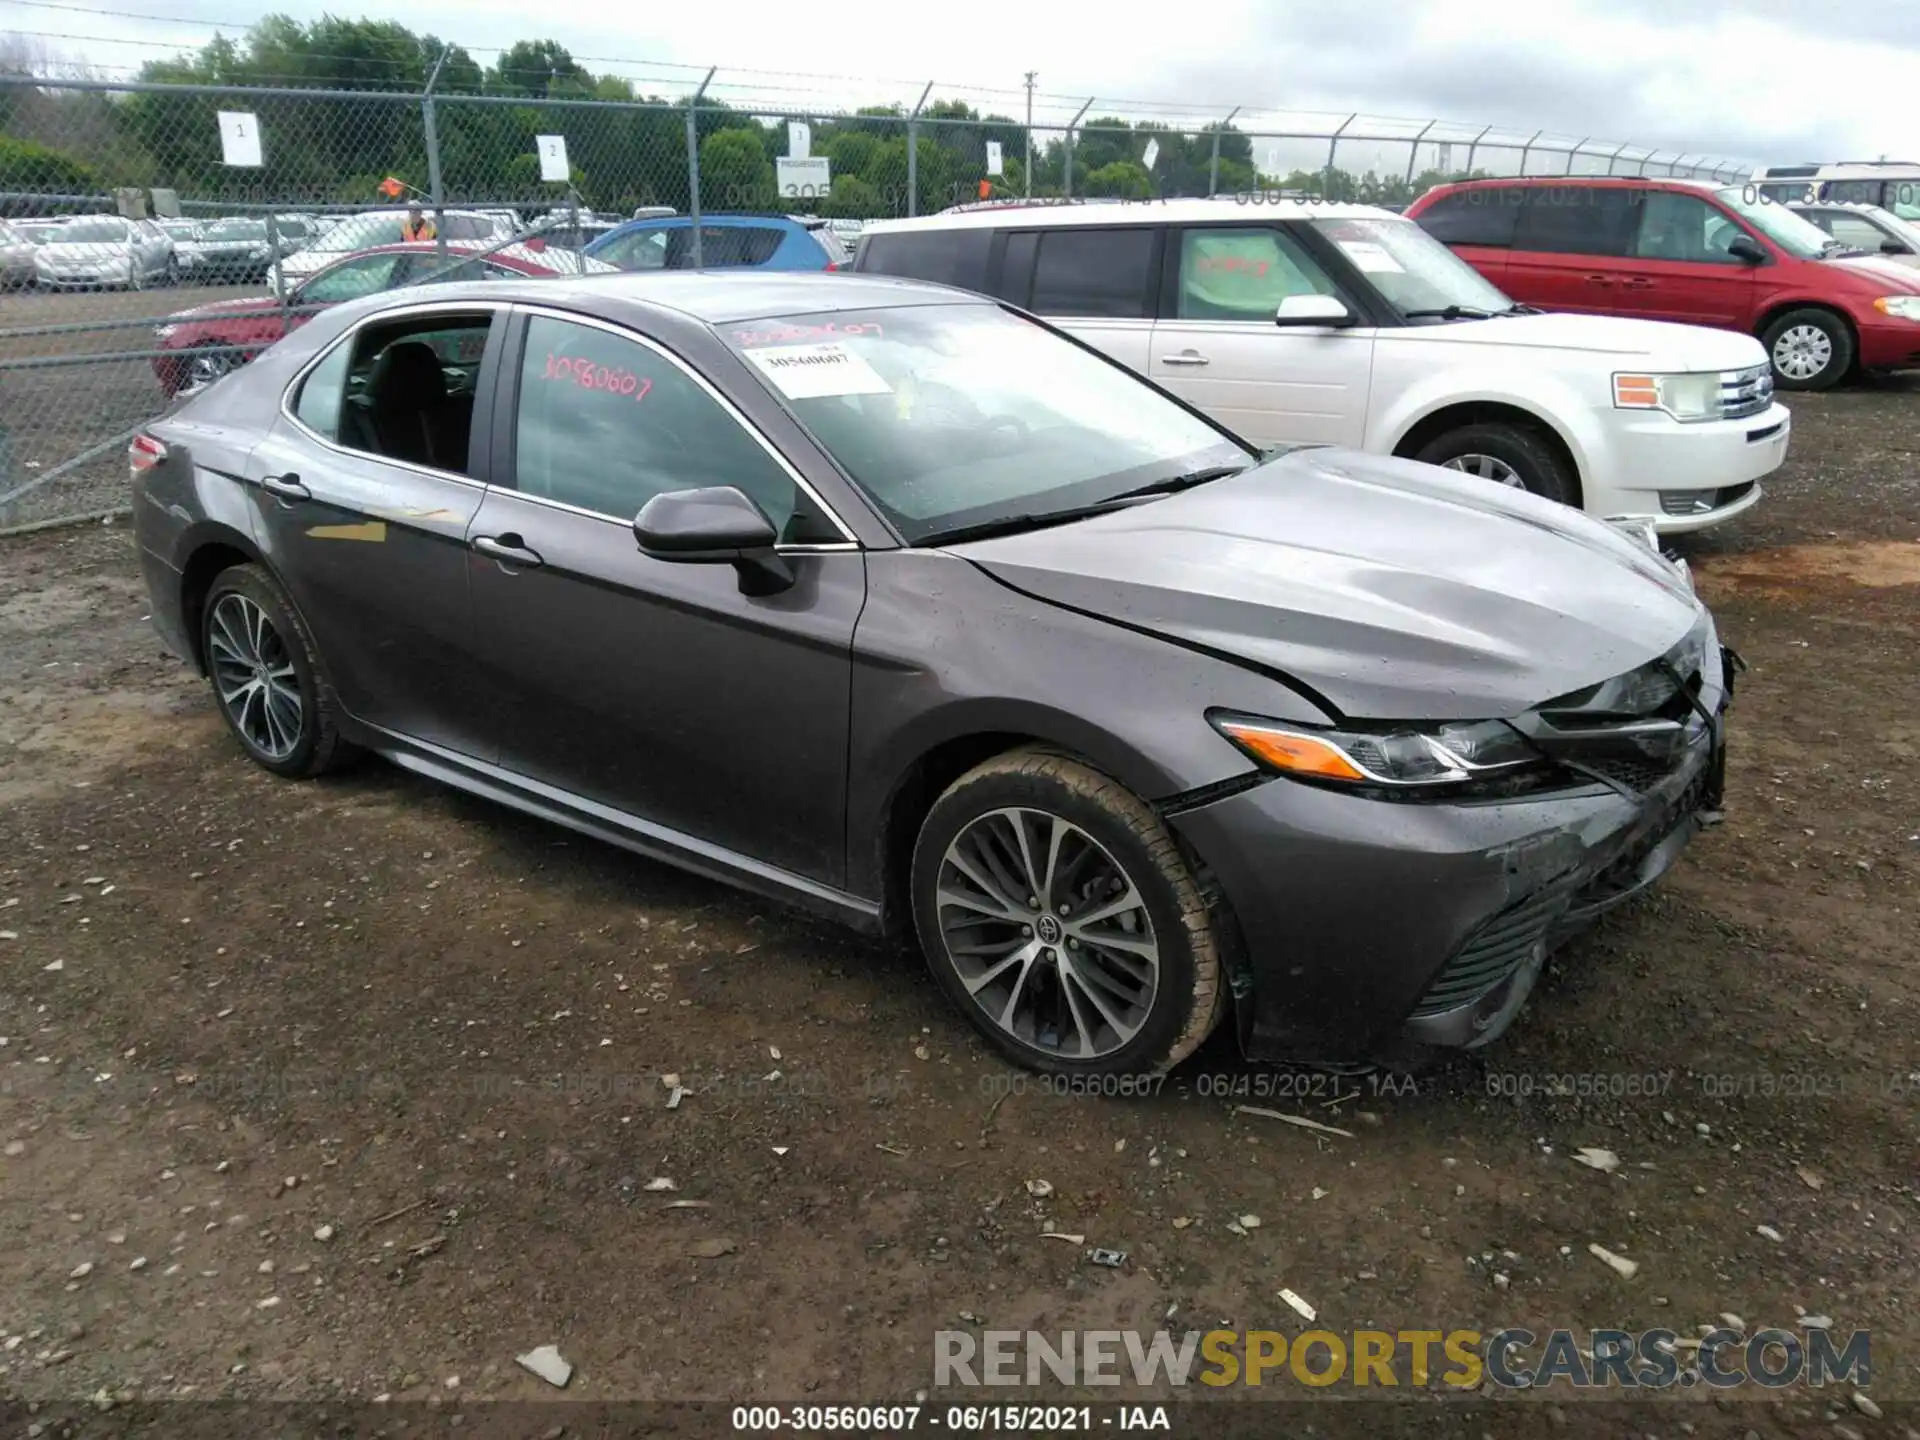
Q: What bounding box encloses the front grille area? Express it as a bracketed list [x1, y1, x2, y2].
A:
[1577, 755, 1677, 792]
[1717, 364, 1773, 420]
[1412, 884, 1572, 1017]
[1659, 481, 1757, 517]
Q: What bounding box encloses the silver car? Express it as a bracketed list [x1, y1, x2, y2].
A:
[0, 220, 37, 287]
[33, 214, 176, 289]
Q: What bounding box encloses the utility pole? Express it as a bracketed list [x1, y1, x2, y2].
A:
[1023, 71, 1036, 197]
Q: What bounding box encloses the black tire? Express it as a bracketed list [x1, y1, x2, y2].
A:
[1414, 421, 1576, 507]
[200, 563, 356, 779]
[909, 748, 1225, 1076]
[1761, 307, 1853, 391]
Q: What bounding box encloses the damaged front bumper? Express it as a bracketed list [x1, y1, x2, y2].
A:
[1169, 644, 1738, 1067]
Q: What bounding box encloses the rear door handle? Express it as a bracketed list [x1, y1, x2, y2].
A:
[1621, 277, 1654, 290]
[1160, 351, 1210, 367]
[472, 534, 544, 569]
[1584, 274, 1613, 286]
[260, 473, 310, 503]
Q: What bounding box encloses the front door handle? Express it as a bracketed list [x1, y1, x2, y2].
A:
[1160, 351, 1210, 367]
[1621, 277, 1654, 290]
[1585, 274, 1613, 286]
[472, 534, 544, 569]
[260, 473, 310, 503]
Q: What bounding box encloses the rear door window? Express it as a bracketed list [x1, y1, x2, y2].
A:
[858, 228, 994, 291]
[1414, 189, 1522, 247]
[1029, 227, 1160, 318]
[1512, 186, 1639, 256]
[668, 226, 784, 267]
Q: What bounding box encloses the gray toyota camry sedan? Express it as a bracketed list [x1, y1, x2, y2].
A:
[130, 271, 1736, 1076]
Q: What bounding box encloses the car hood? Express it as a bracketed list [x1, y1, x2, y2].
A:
[951, 447, 1703, 721]
[1397, 311, 1767, 369]
[1826, 253, 1920, 290]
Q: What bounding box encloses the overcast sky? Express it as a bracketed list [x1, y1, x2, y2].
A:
[3, 0, 1914, 169]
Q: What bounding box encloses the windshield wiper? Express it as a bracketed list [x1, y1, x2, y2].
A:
[915, 465, 1249, 548]
[1400, 304, 1495, 321]
[1500, 302, 1543, 315]
[1104, 463, 1248, 502]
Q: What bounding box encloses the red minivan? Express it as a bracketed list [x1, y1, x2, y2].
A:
[1406, 176, 1920, 390]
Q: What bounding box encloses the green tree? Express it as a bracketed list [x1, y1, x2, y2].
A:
[491, 40, 589, 98]
[701, 126, 773, 211]
[0, 136, 100, 210]
[1082, 160, 1151, 199]
[821, 174, 880, 219]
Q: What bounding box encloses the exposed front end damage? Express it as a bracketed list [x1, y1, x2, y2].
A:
[1170, 621, 1738, 1067]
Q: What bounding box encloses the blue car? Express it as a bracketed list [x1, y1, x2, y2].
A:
[584, 214, 847, 272]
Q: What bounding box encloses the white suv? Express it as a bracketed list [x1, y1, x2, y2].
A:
[855, 199, 1788, 532]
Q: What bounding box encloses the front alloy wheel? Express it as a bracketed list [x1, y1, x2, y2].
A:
[181, 347, 236, 396]
[912, 750, 1224, 1075]
[936, 807, 1162, 1061]
[1439, 452, 1523, 488]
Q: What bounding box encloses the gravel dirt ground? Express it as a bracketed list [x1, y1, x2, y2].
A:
[0, 377, 1915, 1438]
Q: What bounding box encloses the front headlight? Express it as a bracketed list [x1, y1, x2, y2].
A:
[1211, 713, 1553, 794]
[1872, 296, 1920, 321]
[153, 324, 176, 340]
[1613, 371, 1719, 421]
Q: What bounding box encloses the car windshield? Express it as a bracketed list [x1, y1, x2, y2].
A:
[203, 218, 267, 241]
[49, 219, 128, 245]
[1863, 207, 1920, 251]
[1714, 187, 1829, 259]
[159, 220, 200, 238]
[309, 214, 410, 252]
[726, 304, 1250, 544]
[1309, 215, 1514, 318]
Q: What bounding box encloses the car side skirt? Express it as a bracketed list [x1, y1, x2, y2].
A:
[361, 723, 883, 934]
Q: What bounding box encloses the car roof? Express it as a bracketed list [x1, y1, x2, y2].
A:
[865, 197, 1393, 233]
[1432, 175, 1724, 193]
[331, 270, 983, 326]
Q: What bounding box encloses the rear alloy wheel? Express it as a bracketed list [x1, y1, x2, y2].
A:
[201, 564, 354, 778]
[1416, 421, 1576, 507]
[911, 750, 1224, 1075]
[1762, 308, 1852, 391]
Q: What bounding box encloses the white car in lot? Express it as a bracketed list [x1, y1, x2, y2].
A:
[32, 213, 176, 290]
[856, 199, 1789, 532]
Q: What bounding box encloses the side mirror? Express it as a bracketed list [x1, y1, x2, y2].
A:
[633, 485, 794, 595]
[1274, 293, 1354, 328]
[1882, 239, 1911, 256]
[1725, 234, 1767, 265]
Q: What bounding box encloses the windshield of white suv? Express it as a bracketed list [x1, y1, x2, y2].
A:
[1714, 188, 1829, 259]
[728, 303, 1252, 544]
[1310, 215, 1516, 319]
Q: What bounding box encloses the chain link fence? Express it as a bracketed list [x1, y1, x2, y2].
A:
[1, 68, 1755, 531]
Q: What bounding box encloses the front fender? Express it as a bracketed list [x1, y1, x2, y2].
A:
[1368, 366, 1605, 490]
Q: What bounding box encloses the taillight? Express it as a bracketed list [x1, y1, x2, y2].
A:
[129, 433, 167, 474]
[824, 260, 839, 271]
